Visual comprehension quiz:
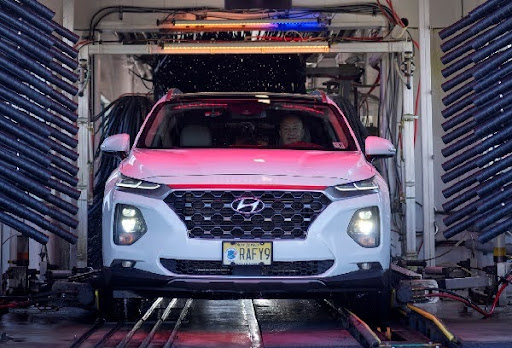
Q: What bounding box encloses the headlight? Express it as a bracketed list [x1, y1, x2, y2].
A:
[347, 207, 380, 248]
[114, 204, 147, 245]
[116, 176, 161, 190]
[335, 177, 378, 192]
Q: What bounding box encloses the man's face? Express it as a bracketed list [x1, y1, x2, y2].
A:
[280, 116, 304, 145]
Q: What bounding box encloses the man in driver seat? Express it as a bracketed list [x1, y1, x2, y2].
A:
[280, 115, 306, 145]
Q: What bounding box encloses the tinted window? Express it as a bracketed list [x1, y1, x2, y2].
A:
[137, 99, 357, 151]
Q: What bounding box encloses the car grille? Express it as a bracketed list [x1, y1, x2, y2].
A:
[161, 259, 334, 276]
[164, 190, 331, 239]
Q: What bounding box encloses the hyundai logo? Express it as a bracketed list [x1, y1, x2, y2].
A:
[231, 197, 265, 215]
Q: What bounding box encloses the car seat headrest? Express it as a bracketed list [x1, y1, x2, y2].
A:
[180, 124, 212, 147]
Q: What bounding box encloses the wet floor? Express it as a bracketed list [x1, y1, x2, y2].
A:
[1, 298, 512, 347]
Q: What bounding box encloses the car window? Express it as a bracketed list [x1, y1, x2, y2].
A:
[137, 99, 357, 151]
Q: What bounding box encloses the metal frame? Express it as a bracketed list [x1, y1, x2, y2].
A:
[419, 0, 436, 265]
[77, 40, 415, 266]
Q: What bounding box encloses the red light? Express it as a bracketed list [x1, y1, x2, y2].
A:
[280, 104, 325, 115]
[173, 103, 228, 110]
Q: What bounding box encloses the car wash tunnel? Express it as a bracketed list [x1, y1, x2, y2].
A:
[1, 0, 512, 347]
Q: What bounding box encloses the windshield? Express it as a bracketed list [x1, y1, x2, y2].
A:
[136, 98, 357, 151]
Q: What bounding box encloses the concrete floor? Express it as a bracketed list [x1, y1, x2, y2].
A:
[416, 299, 512, 348]
[0, 298, 511, 347]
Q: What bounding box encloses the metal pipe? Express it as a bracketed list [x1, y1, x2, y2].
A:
[443, 46, 512, 92]
[0, 160, 77, 215]
[473, 91, 512, 121]
[441, 156, 478, 183]
[0, 178, 77, 228]
[443, 186, 478, 212]
[442, 54, 472, 78]
[0, 39, 79, 89]
[50, 155, 79, 176]
[0, 102, 52, 138]
[0, 116, 51, 152]
[442, 120, 475, 144]
[475, 155, 512, 183]
[441, 105, 475, 131]
[474, 107, 512, 136]
[0, 0, 54, 33]
[472, 30, 512, 63]
[0, 211, 48, 244]
[0, 70, 77, 121]
[442, 81, 474, 106]
[17, 0, 55, 20]
[475, 140, 512, 168]
[441, 66, 475, 92]
[49, 166, 79, 186]
[441, 93, 473, 118]
[477, 170, 512, 199]
[441, 133, 476, 158]
[441, 14, 512, 65]
[0, 55, 77, 111]
[441, 3, 512, 52]
[439, 0, 507, 39]
[473, 47, 512, 80]
[442, 171, 479, 199]
[443, 122, 512, 171]
[443, 213, 481, 239]
[0, 22, 54, 64]
[0, 131, 51, 167]
[478, 218, 512, 243]
[474, 60, 512, 93]
[443, 196, 480, 226]
[477, 185, 512, 213]
[444, 154, 512, 199]
[473, 77, 512, 106]
[0, 86, 78, 135]
[0, 147, 51, 183]
[0, 193, 77, 243]
[476, 200, 512, 229]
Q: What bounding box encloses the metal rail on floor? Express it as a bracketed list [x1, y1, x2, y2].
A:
[324, 299, 462, 348]
[69, 297, 193, 348]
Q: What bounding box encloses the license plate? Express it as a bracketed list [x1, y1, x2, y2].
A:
[222, 242, 272, 266]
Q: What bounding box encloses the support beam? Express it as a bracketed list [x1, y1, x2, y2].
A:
[76, 45, 91, 268]
[419, 0, 436, 265]
[403, 76, 417, 260]
[88, 41, 414, 55]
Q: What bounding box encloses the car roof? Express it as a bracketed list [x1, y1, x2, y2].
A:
[163, 91, 330, 104]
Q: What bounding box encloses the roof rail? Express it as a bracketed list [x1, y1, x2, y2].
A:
[165, 88, 184, 101]
[309, 89, 328, 103]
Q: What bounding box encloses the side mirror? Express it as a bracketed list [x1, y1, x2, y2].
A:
[365, 136, 396, 158]
[101, 134, 130, 158]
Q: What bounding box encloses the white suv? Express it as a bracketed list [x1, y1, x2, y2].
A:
[101, 91, 395, 300]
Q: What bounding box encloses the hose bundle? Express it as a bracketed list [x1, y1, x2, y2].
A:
[0, 0, 80, 244]
[87, 95, 153, 267]
[439, 0, 512, 243]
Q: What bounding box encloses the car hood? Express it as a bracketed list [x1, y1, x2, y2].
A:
[120, 148, 375, 186]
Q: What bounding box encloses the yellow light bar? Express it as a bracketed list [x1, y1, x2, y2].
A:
[161, 42, 330, 54]
[161, 19, 322, 32]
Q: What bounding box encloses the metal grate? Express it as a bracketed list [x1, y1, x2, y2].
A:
[161, 259, 334, 276]
[164, 190, 331, 239]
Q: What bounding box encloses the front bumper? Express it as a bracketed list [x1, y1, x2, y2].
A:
[103, 266, 390, 298]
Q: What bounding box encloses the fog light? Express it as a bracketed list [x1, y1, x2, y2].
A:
[358, 262, 371, 270]
[122, 207, 137, 217]
[347, 207, 380, 248]
[121, 260, 135, 268]
[114, 204, 147, 245]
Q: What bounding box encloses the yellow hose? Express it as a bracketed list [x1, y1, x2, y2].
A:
[407, 303, 456, 342]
